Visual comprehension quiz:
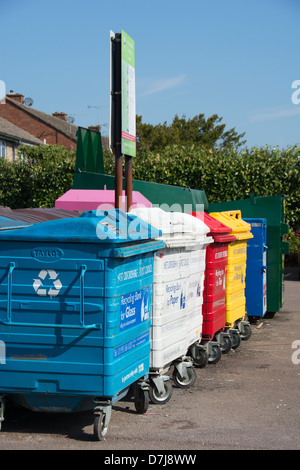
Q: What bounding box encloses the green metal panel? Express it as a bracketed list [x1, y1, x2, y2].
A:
[73, 127, 207, 211]
[209, 194, 289, 314]
[209, 194, 287, 224]
[75, 127, 105, 174]
[72, 170, 208, 212]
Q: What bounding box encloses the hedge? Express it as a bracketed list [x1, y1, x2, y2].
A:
[0, 143, 299, 253]
[0, 145, 75, 209]
[104, 144, 300, 232]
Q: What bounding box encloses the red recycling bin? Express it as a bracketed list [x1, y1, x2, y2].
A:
[190, 212, 235, 364]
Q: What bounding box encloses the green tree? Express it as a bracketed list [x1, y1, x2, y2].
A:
[136, 113, 246, 152]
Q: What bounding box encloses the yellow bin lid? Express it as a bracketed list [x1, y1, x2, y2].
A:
[209, 210, 253, 241]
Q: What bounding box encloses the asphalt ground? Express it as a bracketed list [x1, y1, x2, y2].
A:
[0, 268, 299, 453]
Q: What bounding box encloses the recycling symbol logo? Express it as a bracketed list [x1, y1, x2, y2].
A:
[33, 269, 62, 298]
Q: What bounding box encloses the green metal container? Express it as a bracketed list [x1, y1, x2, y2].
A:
[73, 128, 208, 213]
[73, 171, 208, 213]
[75, 126, 105, 174]
[209, 194, 289, 314]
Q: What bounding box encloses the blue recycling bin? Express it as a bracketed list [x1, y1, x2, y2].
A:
[0, 209, 164, 440]
[244, 218, 268, 321]
[0, 216, 31, 231]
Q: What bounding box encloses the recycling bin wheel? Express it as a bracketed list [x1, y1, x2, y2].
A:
[208, 344, 222, 364]
[134, 387, 149, 414]
[230, 329, 241, 349]
[0, 397, 4, 432]
[149, 380, 173, 405]
[220, 335, 232, 355]
[94, 411, 108, 441]
[248, 316, 260, 324]
[189, 345, 209, 369]
[240, 323, 252, 341]
[172, 366, 196, 388]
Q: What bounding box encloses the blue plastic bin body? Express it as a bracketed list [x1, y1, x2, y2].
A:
[244, 218, 267, 319]
[0, 210, 164, 412]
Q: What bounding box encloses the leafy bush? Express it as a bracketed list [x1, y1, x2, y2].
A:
[1, 143, 299, 253]
[104, 144, 300, 233]
[285, 229, 300, 264]
[0, 145, 75, 209]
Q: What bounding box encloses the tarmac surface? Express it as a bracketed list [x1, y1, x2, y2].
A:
[0, 268, 299, 452]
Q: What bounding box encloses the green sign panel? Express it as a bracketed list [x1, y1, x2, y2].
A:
[121, 30, 136, 157]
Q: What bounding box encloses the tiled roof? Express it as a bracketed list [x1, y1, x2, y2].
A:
[5, 97, 78, 140]
[0, 116, 44, 145]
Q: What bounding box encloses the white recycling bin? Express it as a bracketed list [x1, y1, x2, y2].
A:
[130, 208, 212, 404]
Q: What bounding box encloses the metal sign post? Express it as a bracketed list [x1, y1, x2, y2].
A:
[110, 30, 136, 211]
[110, 31, 122, 209]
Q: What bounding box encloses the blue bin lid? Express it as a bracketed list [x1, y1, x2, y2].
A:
[0, 209, 162, 243]
[243, 217, 267, 225]
[0, 216, 32, 231]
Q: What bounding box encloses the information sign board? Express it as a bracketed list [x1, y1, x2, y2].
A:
[121, 30, 136, 157]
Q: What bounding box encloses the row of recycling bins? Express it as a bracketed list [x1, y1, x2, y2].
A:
[0, 207, 268, 440]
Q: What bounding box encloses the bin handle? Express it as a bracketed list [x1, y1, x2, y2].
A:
[0, 263, 100, 330]
[227, 210, 242, 220]
[80, 264, 87, 327]
[6, 262, 15, 324]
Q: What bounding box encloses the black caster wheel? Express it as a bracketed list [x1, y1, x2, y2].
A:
[220, 335, 232, 355]
[192, 347, 209, 368]
[208, 344, 222, 364]
[230, 329, 241, 349]
[134, 387, 149, 414]
[240, 323, 252, 341]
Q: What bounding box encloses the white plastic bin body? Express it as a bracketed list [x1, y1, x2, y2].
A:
[130, 208, 212, 371]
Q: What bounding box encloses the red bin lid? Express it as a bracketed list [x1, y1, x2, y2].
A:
[190, 212, 236, 242]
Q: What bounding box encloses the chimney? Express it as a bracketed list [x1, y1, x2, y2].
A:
[52, 112, 68, 121]
[88, 125, 102, 133]
[8, 91, 24, 104]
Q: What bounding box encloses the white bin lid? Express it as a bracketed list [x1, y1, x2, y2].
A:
[130, 208, 212, 247]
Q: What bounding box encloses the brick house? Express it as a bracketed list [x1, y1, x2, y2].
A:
[0, 116, 43, 162]
[0, 91, 78, 151]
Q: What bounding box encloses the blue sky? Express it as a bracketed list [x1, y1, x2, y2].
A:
[1, 0, 299, 148]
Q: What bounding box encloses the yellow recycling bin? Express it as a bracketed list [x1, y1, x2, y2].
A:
[209, 210, 253, 349]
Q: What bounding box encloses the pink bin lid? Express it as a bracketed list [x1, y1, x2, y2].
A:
[55, 189, 152, 212]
